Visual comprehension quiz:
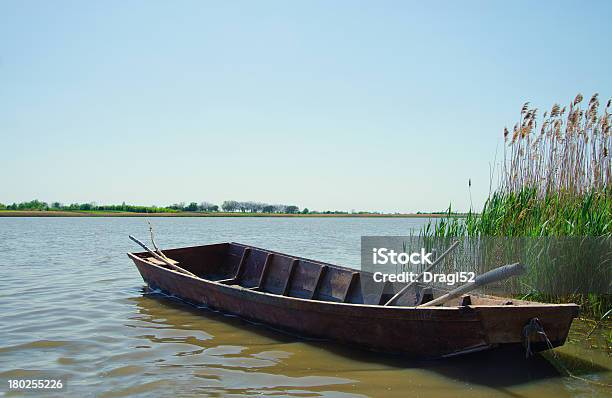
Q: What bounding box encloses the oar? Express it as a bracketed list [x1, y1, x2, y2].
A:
[384, 240, 460, 306]
[129, 235, 197, 277]
[418, 262, 525, 307]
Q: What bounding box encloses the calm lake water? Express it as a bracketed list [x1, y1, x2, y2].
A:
[0, 217, 610, 397]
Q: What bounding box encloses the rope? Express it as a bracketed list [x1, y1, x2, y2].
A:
[523, 317, 612, 388]
[587, 308, 612, 338]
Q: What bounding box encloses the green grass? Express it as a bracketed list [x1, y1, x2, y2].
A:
[422, 189, 611, 318]
[426, 188, 611, 238]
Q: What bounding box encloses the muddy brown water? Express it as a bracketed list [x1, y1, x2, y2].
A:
[0, 217, 610, 397]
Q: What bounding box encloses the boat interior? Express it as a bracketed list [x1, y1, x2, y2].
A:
[133, 242, 528, 307]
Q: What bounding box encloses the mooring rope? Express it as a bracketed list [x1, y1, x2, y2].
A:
[523, 317, 612, 388]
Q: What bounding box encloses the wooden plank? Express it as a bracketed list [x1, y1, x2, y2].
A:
[378, 281, 394, 305]
[288, 260, 321, 298]
[256, 253, 273, 289]
[234, 247, 251, 280]
[340, 272, 359, 303]
[239, 249, 268, 288]
[282, 259, 298, 296]
[261, 255, 293, 295]
[223, 244, 247, 275]
[147, 257, 179, 266]
[219, 247, 250, 284]
[310, 265, 328, 299]
[416, 287, 434, 306]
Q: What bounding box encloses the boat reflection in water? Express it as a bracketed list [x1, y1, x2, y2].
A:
[128, 289, 609, 398]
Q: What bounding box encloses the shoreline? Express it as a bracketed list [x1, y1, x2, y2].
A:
[0, 210, 466, 218]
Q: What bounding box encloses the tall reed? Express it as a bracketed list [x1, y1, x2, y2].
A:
[422, 94, 612, 317]
[502, 93, 611, 197]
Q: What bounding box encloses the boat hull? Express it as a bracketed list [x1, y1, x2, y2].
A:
[129, 251, 578, 359]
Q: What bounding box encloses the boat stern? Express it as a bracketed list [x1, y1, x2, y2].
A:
[476, 304, 579, 352]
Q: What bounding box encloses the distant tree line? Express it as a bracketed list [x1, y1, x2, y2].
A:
[168, 202, 219, 212]
[0, 200, 178, 213]
[0, 199, 308, 214]
[0, 199, 394, 215]
[1, 199, 50, 211]
[220, 201, 303, 214]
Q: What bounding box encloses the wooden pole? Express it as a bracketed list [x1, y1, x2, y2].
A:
[148, 221, 170, 261]
[129, 235, 197, 278]
[384, 240, 460, 306]
[418, 262, 525, 307]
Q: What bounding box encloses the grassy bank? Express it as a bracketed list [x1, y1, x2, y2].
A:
[424, 94, 611, 318]
[0, 209, 462, 218]
[425, 190, 611, 317]
[425, 188, 611, 238]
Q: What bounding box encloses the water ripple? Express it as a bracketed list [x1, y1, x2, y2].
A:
[0, 217, 610, 397]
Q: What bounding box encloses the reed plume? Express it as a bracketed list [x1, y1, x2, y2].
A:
[502, 93, 611, 196]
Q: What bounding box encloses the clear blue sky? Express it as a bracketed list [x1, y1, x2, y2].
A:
[1, 1, 610, 212]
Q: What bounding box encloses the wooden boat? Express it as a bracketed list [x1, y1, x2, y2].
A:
[128, 242, 579, 359]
